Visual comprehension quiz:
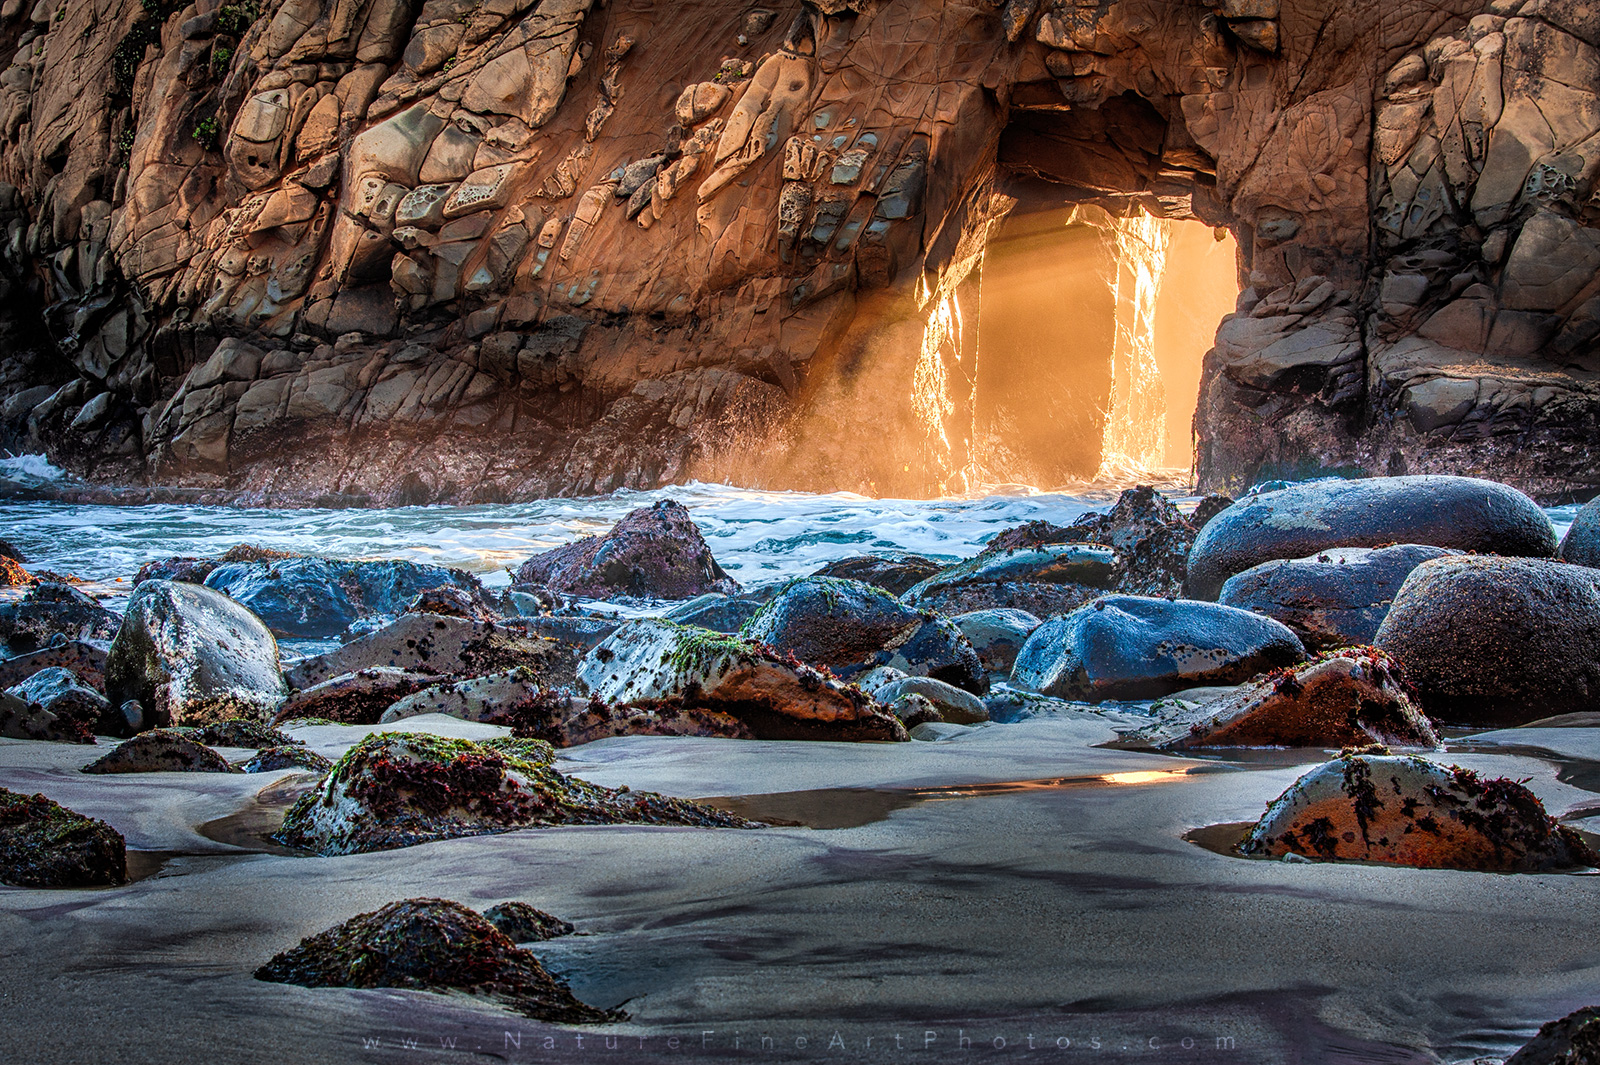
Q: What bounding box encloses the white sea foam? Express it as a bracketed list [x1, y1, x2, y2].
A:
[0, 452, 67, 484]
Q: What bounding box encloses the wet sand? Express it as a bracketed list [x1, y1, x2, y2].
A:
[3, 715, 1599, 1064]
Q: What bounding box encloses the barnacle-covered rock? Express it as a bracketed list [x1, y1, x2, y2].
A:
[176, 719, 304, 749]
[236, 745, 333, 774]
[514, 500, 738, 600]
[284, 615, 560, 690]
[273, 667, 437, 726]
[81, 729, 239, 774]
[276, 732, 751, 855]
[0, 788, 126, 888]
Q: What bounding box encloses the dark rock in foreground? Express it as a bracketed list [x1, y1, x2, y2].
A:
[1505, 1006, 1600, 1065]
[1187, 476, 1557, 600]
[255, 898, 614, 1022]
[1011, 595, 1306, 702]
[514, 500, 738, 600]
[82, 729, 239, 774]
[0, 687, 96, 744]
[0, 555, 31, 587]
[661, 594, 764, 634]
[175, 720, 304, 749]
[901, 545, 1118, 620]
[1219, 544, 1456, 650]
[810, 553, 945, 596]
[0, 582, 120, 656]
[1374, 556, 1600, 727]
[1240, 753, 1595, 871]
[106, 580, 287, 730]
[483, 901, 574, 944]
[0, 788, 126, 887]
[236, 746, 334, 774]
[743, 577, 984, 693]
[1116, 649, 1437, 750]
[277, 732, 751, 855]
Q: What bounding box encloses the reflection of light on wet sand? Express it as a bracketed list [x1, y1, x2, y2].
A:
[1101, 769, 1186, 785]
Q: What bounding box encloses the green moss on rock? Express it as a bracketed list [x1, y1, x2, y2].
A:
[0, 788, 126, 887]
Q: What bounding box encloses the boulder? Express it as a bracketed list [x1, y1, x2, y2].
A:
[901, 545, 1118, 619]
[1114, 649, 1437, 749]
[236, 745, 334, 773]
[742, 577, 985, 693]
[983, 689, 1098, 724]
[950, 609, 1041, 676]
[810, 553, 945, 595]
[1559, 495, 1600, 569]
[869, 676, 988, 724]
[502, 615, 619, 648]
[485, 691, 754, 747]
[255, 898, 612, 1022]
[81, 729, 239, 773]
[0, 788, 126, 887]
[0, 639, 108, 692]
[202, 558, 494, 638]
[661, 593, 763, 633]
[0, 688, 98, 744]
[273, 667, 435, 725]
[5, 668, 109, 740]
[379, 667, 548, 724]
[404, 585, 497, 621]
[105, 580, 288, 730]
[135, 544, 300, 586]
[513, 500, 738, 599]
[482, 901, 573, 943]
[178, 720, 304, 749]
[1239, 753, 1596, 871]
[275, 732, 750, 855]
[883, 692, 944, 728]
[1187, 476, 1557, 599]
[1505, 1007, 1600, 1065]
[1218, 544, 1457, 650]
[577, 619, 907, 741]
[283, 615, 561, 690]
[0, 554, 30, 587]
[1011, 595, 1306, 701]
[0, 582, 120, 655]
[1374, 556, 1600, 726]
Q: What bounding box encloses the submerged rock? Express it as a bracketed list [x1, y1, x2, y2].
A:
[1239, 753, 1595, 871]
[0, 639, 109, 692]
[951, 609, 1041, 677]
[0, 788, 126, 887]
[81, 729, 239, 774]
[276, 732, 750, 855]
[255, 898, 613, 1022]
[1011, 595, 1306, 702]
[5, 668, 107, 741]
[482, 901, 574, 943]
[203, 558, 494, 639]
[0, 582, 121, 655]
[1505, 1006, 1600, 1064]
[1219, 544, 1456, 650]
[514, 500, 738, 600]
[1374, 556, 1600, 726]
[743, 577, 984, 693]
[1187, 475, 1557, 600]
[273, 667, 436, 726]
[235, 745, 334, 774]
[1115, 649, 1437, 750]
[105, 580, 287, 730]
[810, 553, 945, 596]
[901, 545, 1119, 619]
[284, 615, 561, 690]
[579, 619, 906, 741]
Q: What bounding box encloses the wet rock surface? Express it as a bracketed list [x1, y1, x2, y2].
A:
[273, 667, 436, 726]
[1218, 544, 1457, 650]
[1240, 753, 1596, 872]
[1375, 556, 1600, 727]
[1187, 477, 1557, 599]
[1012, 595, 1306, 702]
[951, 609, 1041, 677]
[810, 553, 945, 596]
[0, 583, 120, 656]
[105, 580, 287, 730]
[514, 501, 737, 600]
[0, 788, 126, 888]
[176, 720, 305, 749]
[1559, 496, 1600, 570]
[284, 614, 561, 689]
[1051, 486, 1200, 597]
[0, 688, 97, 744]
[901, 545, 1118, 619]
[81, 729, 239, 774]
[255, 898, 614, 1022]
[744, 577, 984, 693]
[661, 594, 764, 634]
[869, 676, 988, 725]
[202, 558, 494, 638]
[236, 745, 334, 774]
[4, 668, 108, 741]
[1505, 1006, 1600, 1065]
[1117, 649, 1437, 750]
[0, 640, 109, 693]
[276, 732, 750, 855]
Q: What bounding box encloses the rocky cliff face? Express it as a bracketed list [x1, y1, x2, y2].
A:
[0, 0, 1593, 502]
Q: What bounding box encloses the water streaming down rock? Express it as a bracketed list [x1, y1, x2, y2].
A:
[1101, 211, 1173, 477]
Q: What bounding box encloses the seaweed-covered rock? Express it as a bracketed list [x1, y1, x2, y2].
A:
[276, 732, 750, 855]
[273, 668, 436, 726]
[5, 668, 108, 741]
[1011, 595, 1306, 702]
[0, 582, 121, 655]
[1240, 753, 1596, 871]
[1115, 649, 1437, 750]
[0, 788, 126, 887]
[514, 500, 738, 600]
[105, 580, 287, 731]
[1187, 476, 1557, 600]
[203, 558, 494, 639]
[236, 745, 334, 774]
[1505, 1006, 1600, 1065]
[482, 901, 574, 943]
[178, 720, 304, 748]
[0, 688, 97, 744]
[870, 676, 988, 725]
[477, 737, 557, 766]
[951, 609, 1041, 677]
[579, 620, 906, 741]
[810, 553, 945, 596]
[661, 594, 764, 634]
[901, 545, 1119, 618]
[743, 577, 984, 693]
[0, 639, 109, 692]
[284, 615, 560, 690]
[1219, 544, 1456, 650]
[255, 898, 613, 1022]
[81, 729, 239, 774]
[1374, 556, 1600, 727]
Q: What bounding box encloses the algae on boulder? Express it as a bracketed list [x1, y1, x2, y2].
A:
[276, 732, 750, 855]
[0, 788, 126, 887]
[236, 745, 334, 774]
[1240, 753, 1595, 871]
[81, 729, 240, 774]
[255, 898, 614, 1022]
[483, 901, 574, 943]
